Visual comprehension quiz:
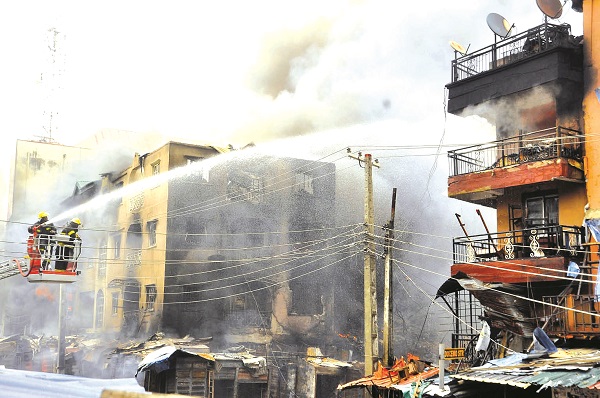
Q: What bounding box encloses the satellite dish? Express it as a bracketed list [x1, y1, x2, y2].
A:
[486, 13, 513, 38]
[536, 0, 563, 19]
[449, 40, 468, 55]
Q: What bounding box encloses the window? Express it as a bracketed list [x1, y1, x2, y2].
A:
[524, 193, 558, 228]
[185, 157, 209, 182]
[151, 161, 160, 176]
[98, 244, 107, 276]
[147, 220, 158, 247]
[112, 233, 121, 259]
[96, 290, 104, 328]
[146, 284, 157, 311]
[111, 292, 119, 316]
[295, 172, 314, 194]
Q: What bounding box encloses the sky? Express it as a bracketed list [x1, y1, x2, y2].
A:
[0, 0, 583, 148]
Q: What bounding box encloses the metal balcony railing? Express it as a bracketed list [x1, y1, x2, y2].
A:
[448, 126, 583, 177]
[453, 225, 585, 263]
[450, 22, 574, 83]
[542, 294, 600, 335]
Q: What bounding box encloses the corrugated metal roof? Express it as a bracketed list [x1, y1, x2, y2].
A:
[338, 356, 440, 391]
[0, 366, 146, 398]
[451, 349, 600, 390]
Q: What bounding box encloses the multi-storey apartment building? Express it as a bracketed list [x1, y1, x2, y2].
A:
[440, 2, 598, 358]
[74, 140, 345, 358]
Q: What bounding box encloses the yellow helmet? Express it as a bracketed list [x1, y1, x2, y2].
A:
[38, 211, 49, 219]
[71, 217, 82, 225]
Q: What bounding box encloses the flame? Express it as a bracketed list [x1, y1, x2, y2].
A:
[35, 285, 55, 302]
[338, 333, 358, 342]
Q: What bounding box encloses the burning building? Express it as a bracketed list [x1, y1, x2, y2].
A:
[48, 139, 363, 394]
[437, 1, 600, 396]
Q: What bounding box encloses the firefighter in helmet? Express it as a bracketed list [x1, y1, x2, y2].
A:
[55, 217, 82, 271]
[28, 211, 57, 269]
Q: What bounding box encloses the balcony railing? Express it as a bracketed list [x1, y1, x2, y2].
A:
[448, 126, 583, 177]
[453, 225, 585, 263]
[450, 22, 574, 83]
[542, 294, 600, 335]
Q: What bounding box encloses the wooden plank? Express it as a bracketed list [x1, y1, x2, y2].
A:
[451, 256, 567, 283]
[449, 159, 583, 197]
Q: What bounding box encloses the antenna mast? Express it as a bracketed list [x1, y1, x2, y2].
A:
[39, 27, 66, 143]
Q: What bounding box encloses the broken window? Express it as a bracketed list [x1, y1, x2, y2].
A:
[147, 220, 158, 247]
[226, 170, 264, 203]
[146, 284, 157, 311]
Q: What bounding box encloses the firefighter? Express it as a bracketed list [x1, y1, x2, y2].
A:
[55, 218, 82, 271]
[28, 211, 57, 269]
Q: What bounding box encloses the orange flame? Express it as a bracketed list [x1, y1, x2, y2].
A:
[35, 286, 55, 302]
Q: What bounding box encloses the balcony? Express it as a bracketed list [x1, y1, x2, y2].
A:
[452, 224, 585, 284]
[450, 23, 573, 83]
[446, 23, 582, 115]
[448, 126, 584, 205]
[542, 294, 600, 337]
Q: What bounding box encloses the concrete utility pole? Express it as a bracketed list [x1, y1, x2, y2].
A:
[348, 150, 380, 375]
[383, 188, 397, 367]
[56, 284, 66, 374]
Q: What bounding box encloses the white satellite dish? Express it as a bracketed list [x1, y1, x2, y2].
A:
[536, 0, 563, 19]
[449, 40, 468, 55]
[486, 13, 513, 38]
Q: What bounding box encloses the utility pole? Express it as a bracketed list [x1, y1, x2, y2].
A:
[56, 284, 66, 374]
[348, 149, 380, 375]
[383, 188, 397, 367]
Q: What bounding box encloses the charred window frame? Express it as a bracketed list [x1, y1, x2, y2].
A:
[147, 220, 158, 248]
[96, 290, 104, 328]
[146, 284, 157, 311]
[111, 292, 119, 316]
